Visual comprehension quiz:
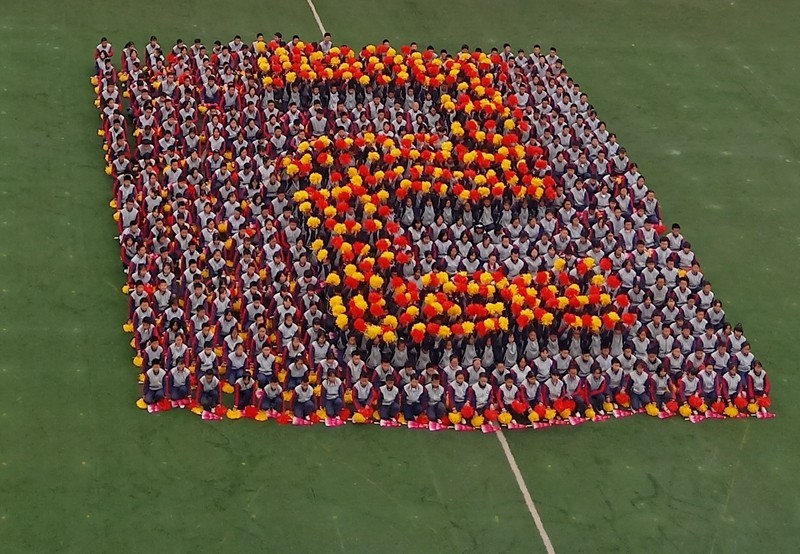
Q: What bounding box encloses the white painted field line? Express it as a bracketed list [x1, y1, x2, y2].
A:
[306, 0, 327, 35]
[495, 430, 557, 554]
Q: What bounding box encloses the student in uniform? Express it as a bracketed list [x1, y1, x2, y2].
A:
[378, 374, 401, 421]
[232, 371, 256, 409]
[292, 376, 317, 419]
[496, 374, 520, 412]
[143, 359, 167, 404]
[402, 374, 425, 421]
[424, 374, 447, 421]
[447, 371, 470, 411]
[469, 372, 495, 415]
[352, 373, 376, 412]
[650, 365, 674, 409]
[321, 369, 345, 417]
[585, 366, 608, 413]
[197, 369, 222, 411]
[627, 362, 652, 410]
[698, 364, 720, 405]
[260, 376, 284, 412]
[169, 358, 191, 401]
[748, 361, 770, 401]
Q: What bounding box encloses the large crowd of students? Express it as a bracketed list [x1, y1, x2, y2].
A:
[93, 32, 772, 426]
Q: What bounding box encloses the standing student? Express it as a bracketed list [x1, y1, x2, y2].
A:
[143, 359, 167, 404]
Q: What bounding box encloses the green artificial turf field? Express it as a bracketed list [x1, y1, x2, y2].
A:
[1, 0, 798, 552]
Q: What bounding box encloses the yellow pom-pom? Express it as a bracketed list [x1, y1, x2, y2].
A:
[137, 373, 145, 383]
[113, 212, 120, 222]
[603, 401, 614, 413]
[313, 385, 322, 398]
[136, 398, 147, 409]
[528, 411, 540, 423]
[545, 408, 557, 421]
[679, 404, 692, 418]
[226, 408, 242, 420]
[129, 337, 136, 349]
[698, 403, 708, 414]
[132, 356, 143, 368]
[559, 409, 572, 419]
[448, 412, 463, 425]
[121, 284, 130, 294]
[498, 412, 513, 425]
[585, 407, 596, 420]
[309, 372, 318, 385]
[724, 405, 739, 418]
[222, 383, 235, 394]
[471, 415, 485, 428]
[315, 408, 327, 420]
[282, 391, 293, 402]
[747, 402, 759, 414]
[191, 406, 204, 415]
[255, 410, 269, 421]
[645, 403, 660, 417]
[353, 413, 367, 424]
[344, 390, 353, 404]
[122, 322, 134, 333]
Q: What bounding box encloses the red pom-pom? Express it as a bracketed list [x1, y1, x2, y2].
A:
[533, 404, 547, 419]
[711, 400, 725, 414]
[757, 396, 772, 409]
[460, 404, 475, 419]
[688, 395, 702, 409]
[665, 400, 679, 413]
[510, 400, 526, 415]
[339, 408, 352, 420]
[615, 392, 630, 407]
[733, 396, 748, 410]
[484, 408, 498, 422]
[214, 404, 228, 416]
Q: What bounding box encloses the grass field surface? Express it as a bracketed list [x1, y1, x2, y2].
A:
[0, 1, 798, 552]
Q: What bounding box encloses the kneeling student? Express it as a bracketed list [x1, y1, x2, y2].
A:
[378, 374, 401, 421]
[169, 358, 191, 401]
[321, 369, 344, 417]
[234, 371, 256, 409]
[402, 374, 425, 421]
[292, 376, 317, 419]
[424, 373, 447, 420]
[143, 359, 167, 404]
[260, 376, 284, 412]
[197, 369, 221, 411]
